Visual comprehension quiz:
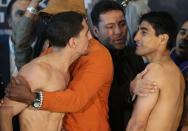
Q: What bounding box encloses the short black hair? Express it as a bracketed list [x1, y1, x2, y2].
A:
[91, 0, 125, 27]
[139, 11, 178, 50]
[46, 11, 85, 47]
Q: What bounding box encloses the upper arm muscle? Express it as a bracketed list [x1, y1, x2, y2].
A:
[128, 64, 162, 129]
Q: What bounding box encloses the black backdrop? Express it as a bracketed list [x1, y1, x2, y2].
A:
[1, 0, 188, 37]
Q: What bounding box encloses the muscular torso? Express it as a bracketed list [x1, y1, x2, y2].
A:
[146, 61, 185, 131]
[19, 55, 69, 131]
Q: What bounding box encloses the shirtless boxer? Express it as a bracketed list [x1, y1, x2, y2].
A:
[126, 12, 185, 131]
[0, 11, 90, 131]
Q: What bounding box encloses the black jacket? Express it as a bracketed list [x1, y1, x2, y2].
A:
[108, 46, 146, 131]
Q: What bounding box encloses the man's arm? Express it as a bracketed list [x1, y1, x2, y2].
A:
[0, 62, 49, 130]
[6, 62, 50, 104]
[0, 98, 27, 131]
[7, 39, 113, 112]
[181, 70, 188, 130]
[14, 0, 40, 69]
[126, 90, 159, 131]
[42, 39, 113, 112]
[126, 64, 161, 131]
[130, 68, 158, 97]
[0, 76, 28, 131]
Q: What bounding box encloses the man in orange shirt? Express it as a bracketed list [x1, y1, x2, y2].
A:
[5, 1, 113, 130]
[6, 39, 113, 131]
[1, 12, 92, 131]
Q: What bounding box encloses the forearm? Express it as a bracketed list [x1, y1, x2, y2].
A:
[41, 41, 113, 112]
[126, 87, 159, 131]
[42, 90, 92, 112]
[0, 108, 14, 131]
[14, 15, 34, 69]
[14, 0, 40, 46]
[126, 119, 146, 131]
[14, 0, 40, 69]
[13, 0, 39, 41]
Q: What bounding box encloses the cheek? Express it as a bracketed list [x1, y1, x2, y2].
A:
[142, 37, 154, 46]
[176, 34, 181, 40]
[121, 26, 127, 35]
[102, 27, 113, 35]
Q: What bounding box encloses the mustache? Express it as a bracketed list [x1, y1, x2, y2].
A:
[178, 39, 188, 48]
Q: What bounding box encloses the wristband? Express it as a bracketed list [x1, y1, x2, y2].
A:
[32, 91, 43, 109]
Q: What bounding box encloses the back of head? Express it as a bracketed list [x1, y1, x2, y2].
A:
[46, 11, 84, 47]
[91, 0, 125, 26]
[139, 11, 177, 50]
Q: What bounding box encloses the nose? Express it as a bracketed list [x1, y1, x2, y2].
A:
[134, 31, 140, 42]
[114, 25, 121, 35]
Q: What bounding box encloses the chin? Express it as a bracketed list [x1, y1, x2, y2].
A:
[114, 43, 125, 49]
[135, 49, 143, 56]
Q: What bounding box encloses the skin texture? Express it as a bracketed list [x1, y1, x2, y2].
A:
[93, 10, 127, 49]
[175, 21, 188, 60]
[126, 20, 185, 131]
[175, 20, 188, 131]
[0, 19, 90, 131]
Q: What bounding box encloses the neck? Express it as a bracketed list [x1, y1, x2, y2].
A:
[146, 50, 171, 63]
[51, 47, 79, 72]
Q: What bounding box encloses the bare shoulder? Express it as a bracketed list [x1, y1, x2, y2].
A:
[144, 63, 166, 87]
[146, 62, 163, 70]
[145, 63, 164, 77]
[18, 61, 51, 91]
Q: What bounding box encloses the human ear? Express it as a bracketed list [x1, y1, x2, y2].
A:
[68, 37, 77, 48]
[159, 34, 169, 45]
[92, 26, 100, 38]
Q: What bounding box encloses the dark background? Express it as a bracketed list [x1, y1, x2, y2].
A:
[0, 0, 11, 36]
[149, 0, 188, 27]
[1, 0, 188, 37]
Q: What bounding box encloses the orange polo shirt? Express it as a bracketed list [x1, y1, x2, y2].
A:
[41, 38, 113, 131]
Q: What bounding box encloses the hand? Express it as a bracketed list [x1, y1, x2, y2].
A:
[130, 69, 158, 96]
[5, 75, 36, 105]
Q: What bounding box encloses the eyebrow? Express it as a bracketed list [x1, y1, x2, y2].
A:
[139, 27, 149, 31]
[105, 19, 126, 25]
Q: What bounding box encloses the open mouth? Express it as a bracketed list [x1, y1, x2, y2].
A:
[136, 43, 141, 48]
